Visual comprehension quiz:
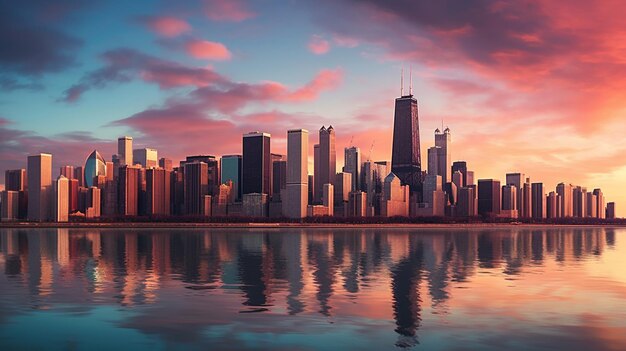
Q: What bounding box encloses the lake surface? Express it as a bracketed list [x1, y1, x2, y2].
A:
[1, 227, 625, 351]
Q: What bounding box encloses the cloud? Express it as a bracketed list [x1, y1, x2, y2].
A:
[185, 39, 232, 60]
[0, 2, 83, 76]
[286, 68, 343, 101]
[308, 35, 331, 55]
[139, 16, 191, 37]
[61, 48, 228, 102]
[204, 0, 255, 22]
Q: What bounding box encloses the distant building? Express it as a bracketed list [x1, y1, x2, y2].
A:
[391, 92, 422, 195]
[159, 158, 173, 171]
[53, 175, 69, 222]
[272, 160, 287, 201]
[348, 191, 367, 217]
[501, 185, 518, 218]
[381, 173, 410, 217]
[478, 179, 501, 216]
[606, 202, 616, 219]
[586, 192, 597, 218]
[556, 183, 573, 217]
[343, 146, 361, 192]
[221, 155, 242, 202]
[146, 168, 171, 216]
[118, 165, 140, 216]
[434, 128, 451, 183]
[86, 187, 101, 218]
[184, 162, 209, 216]
[242, 132, 271, 195]
[334, 172, 352, 216]
[60, 166, 74, 179]
[314, 126, 336, 203]
[547, 192, 558, 218]
[284, 129, 308, 219]
[133, 148, 158, 168]
[84, 150, 107, 188]
[452, 170, 464, 189]
[322, 183, 334, 216]
[522, 179, 532, 218]
[5, 169, 26, 191]
[593, 189, 605, 219]
[118, 136, 133, 167]
[531, 183, 546, 219]
[456, 187, 476, 217]
[505, 173, 525, 217]
[243, 193, 268, 217]
[184, 155, 219, 195]
[27, 153, 53, 222]
[1, 191, 19, 221]
[572, 186, 587, 218]
[451, 161, 467, 186]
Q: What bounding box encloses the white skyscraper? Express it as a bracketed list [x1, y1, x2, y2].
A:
[118, 136, 133, 166]
[54, 175, 69, 222]
[434, 128, 451, 183]
[284, 129, 309, 218]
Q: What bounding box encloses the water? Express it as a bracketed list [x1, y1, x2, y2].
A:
[0, 227, 625, 351]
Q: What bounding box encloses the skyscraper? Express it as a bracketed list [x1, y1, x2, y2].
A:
[556, 183, 573, 217]
[593, 188, 605, 219]
[159, 157, 173, 171]
[531, 183, 546, 219]
[133, 148, 158, 168]
[478, 179, 501, 216]
[242, 132, 271, 195]
[184, 155, 219, 195]
[184, 162, 209, 216]
[272, 159, 287, 201]
[505, 173, 525, 217]
[60, 166, 74, 179]
[434, 128, 451, 183]
[53, 175, 69, 222]
[381, 173, 410, 217]
[391, 93, 421, 195]
[5, 169, 26, 191]
[315, 126, 336, 202]
[221, 155, 242, 202]
[501, 185, 518, 218]
[27, 153, 52, 222]
[118, 165, 140, 216]
[451, 161, 468, 186]
[606, 202, 616, 219]
[284, 129, 308, 219]
[146, 168, 171, 216]
[118, 136, 133, 166]
[343, 146, 360, 192]
[84, 150, 107, 188]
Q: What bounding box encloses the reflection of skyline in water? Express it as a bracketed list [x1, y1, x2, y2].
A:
[0, 228, 624, 350]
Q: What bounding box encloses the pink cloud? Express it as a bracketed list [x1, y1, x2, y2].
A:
[204, 0, 255, 22]
[286, 68, 343, 101]
[308, 35, 331, 55]
[186, 39, 232, 60]
[142, 16, 191, 37]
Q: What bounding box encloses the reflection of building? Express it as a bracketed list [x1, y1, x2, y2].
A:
[391, 239, 423, 348]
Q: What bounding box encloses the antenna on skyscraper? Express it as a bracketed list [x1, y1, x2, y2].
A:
[409, 65, 413, 96]
[400, 67, 404, 96]
[368, 140, 375, 162]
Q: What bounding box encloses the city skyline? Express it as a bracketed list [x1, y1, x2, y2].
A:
[2, 1, 626, 217]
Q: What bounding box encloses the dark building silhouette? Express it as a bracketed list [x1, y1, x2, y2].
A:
[391, 94, 422, 197]
[451, 161, 467, 186]
[184, 162, 209, 216]
[242, 132, 271, 195]
[478, 179, 501, 216]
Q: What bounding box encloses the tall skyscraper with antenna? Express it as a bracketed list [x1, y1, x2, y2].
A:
[391, 68, 422, 197]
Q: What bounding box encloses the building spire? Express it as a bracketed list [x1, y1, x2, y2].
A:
[409, 65, 413, 96]
[401, 67, 404, 96]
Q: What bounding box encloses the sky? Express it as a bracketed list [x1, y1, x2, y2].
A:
[1, 0, 625, 216]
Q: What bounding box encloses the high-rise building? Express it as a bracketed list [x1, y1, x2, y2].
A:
[452, 170, 464, 189]
[272, 160, 287, 201]
[593, 189, 605, 219]
[68, 178, 79, 214]
[184, 162, 209, 216]
[456, 187, 476, 217]
[606, 202, 616, 219]
[434, 128, 451, 183]
[348, 191, 367, 217]
[133, 148, 158, 168]
[343, 146, 361, 192]
[86, 186, 101, 218]
[556, 183, 573, 217]
[243, 193, 268, 217]
[427, 146, 440, 176]
[505, 173, 525, 217]
[313, 144, 320, 202]
[118, 136, 133, 166]
[531, 183, 546, 219]
[314, 126, 336, 202]
[334, 172, 352, 217]
[478, 179, 501, 216]
[466, 171, 475, 186]
[242, 132, 271, 195]
[221, 155, 242, 202]
[547, 192, 558, 218]
[586, 192, 598, 218]
[5, 169, 26, 191]
[284, 129, 308, 219]
[84, 150, 107, 188]
[451, 161, 467, 186]
[184, 155, 219, 195]
[118, 165, 140, 216]
[522, 179, 532, 218]
[391, 93, 421, 195]
[381, 173, 410, 217]
[146, 168, 171, 216]
[323, 183, 334, 216]
[573, 186, 587, 218]
[270, 153, 283, 198]
[74, 167, 84, 187]
[27, 153, 52, 222]
[501, 185, 518, 218]
[60, 166, 74, 179]
[159, 158, 173, 171]
[53, 175, 69, 222]
[1, 191, 19, 221]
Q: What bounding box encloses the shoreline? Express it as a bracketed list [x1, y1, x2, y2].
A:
[0, 222, 624, 230]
